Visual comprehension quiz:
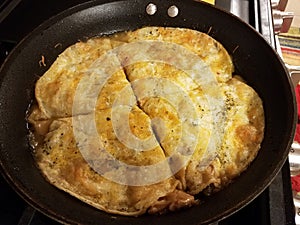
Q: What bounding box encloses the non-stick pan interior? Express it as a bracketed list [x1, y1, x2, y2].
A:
[0, 0, 296, 224]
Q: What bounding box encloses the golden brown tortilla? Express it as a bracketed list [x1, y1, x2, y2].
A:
[28, 27, 264, 216]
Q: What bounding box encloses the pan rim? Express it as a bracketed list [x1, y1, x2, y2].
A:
[0, 0, 297, 224]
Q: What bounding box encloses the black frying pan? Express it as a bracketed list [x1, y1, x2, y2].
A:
[0, 0, 296, 224]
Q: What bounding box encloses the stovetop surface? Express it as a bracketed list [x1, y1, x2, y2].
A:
[0, 0, 296, 224]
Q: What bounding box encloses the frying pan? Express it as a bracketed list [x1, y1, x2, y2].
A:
[0, 0, 296, 224]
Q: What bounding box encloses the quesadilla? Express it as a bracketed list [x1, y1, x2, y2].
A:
[28, 27, 264, 216]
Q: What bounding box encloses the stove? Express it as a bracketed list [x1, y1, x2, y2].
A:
[0, 0, 296, 224]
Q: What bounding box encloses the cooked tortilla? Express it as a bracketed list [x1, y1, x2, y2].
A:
[124, 27, 234, 83]
[35, 118, 181, 215]
[35, 38, 114, 118]
[28, 27, 264, 216]
[185, 77, 264, 194]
